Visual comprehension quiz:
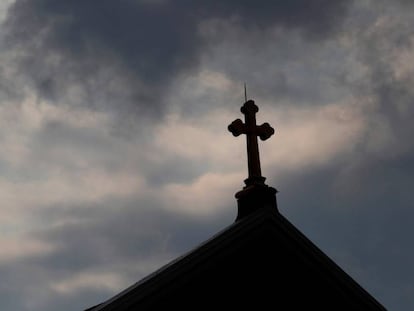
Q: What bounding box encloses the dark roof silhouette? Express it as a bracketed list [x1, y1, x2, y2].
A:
[86, 99, 386, 310]
[87, 204, 386, 310]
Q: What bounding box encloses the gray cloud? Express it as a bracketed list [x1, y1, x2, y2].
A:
[1, 0, 352, 120]
[194, 0, 351, 37]
[0, 258, 118, 311]
[3, 198, 233, 311]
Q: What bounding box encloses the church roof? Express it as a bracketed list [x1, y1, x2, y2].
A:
[88, 205, 386, 310]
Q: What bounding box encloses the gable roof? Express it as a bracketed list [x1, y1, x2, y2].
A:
[88, 205, 386, 310]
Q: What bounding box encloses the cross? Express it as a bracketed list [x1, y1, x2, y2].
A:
[228, 100, 275, 186]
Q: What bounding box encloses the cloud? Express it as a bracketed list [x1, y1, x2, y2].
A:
[351, 2, 414, 154]
[20, 199, 232, 311]
[196, 0, 351, 37]
[0, 0, 353, 122]
[0, 235, 55, 263]
[261, 101, 366, 176]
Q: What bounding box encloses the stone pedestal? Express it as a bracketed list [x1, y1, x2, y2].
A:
[235, 183, 278, 221]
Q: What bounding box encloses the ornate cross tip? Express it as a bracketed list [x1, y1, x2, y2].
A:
[257, 122, 274, 141]
[228, 119, 245, 137]
[240, 99, 258, 114]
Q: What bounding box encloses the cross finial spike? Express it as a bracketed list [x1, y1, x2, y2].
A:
[244, 82, 247, 102]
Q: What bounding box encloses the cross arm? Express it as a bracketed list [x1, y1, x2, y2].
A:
[228, 118, 246, 137]
[257, 122, 275, 141]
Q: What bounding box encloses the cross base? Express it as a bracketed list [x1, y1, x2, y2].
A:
[244, 176, 267, 187]
[235, 184, 278, 221]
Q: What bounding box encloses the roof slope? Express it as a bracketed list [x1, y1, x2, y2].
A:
[89, 206, 386, 310]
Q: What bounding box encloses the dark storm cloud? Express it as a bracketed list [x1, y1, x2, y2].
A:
[192, 0, 351, 37]
[2, 0, 198, 116]
[1, 0, 351, 118]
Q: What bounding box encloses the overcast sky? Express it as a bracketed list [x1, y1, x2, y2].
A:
[0, 0, 413, 310]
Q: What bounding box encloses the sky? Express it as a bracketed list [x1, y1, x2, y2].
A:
[0, 0, 413, 310]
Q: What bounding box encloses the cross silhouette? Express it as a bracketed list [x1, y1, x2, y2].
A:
[228, 100, 275, 186]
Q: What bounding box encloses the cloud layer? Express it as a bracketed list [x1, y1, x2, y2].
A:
[0, 1, 413, 311]
[1, 0, 350, 119]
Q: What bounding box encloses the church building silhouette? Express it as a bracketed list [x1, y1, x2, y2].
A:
[86, 99, 386, 310]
